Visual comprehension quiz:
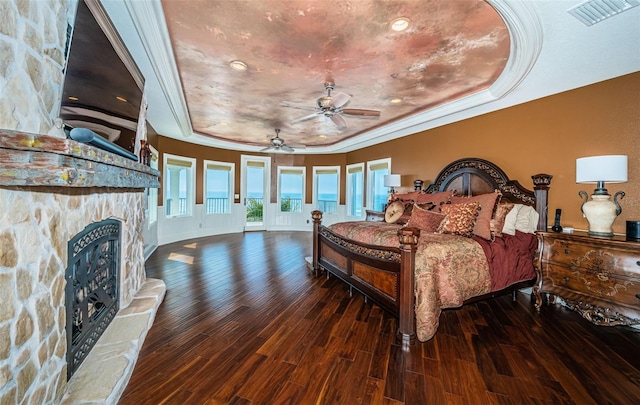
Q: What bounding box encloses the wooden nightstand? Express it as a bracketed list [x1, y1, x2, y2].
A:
[534, 231, 640, 326]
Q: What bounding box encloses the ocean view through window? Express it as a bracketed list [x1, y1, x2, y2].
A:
[314, 167, 339, 214]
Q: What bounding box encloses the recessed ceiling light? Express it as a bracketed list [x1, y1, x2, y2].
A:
[229, 60, 248, 71]
[390, 17, 410, 32]
[116, 96, 127, 102]
[319, 134, 327, 139]
[390, 98, 402, 104]
[68, 96, 78, 101]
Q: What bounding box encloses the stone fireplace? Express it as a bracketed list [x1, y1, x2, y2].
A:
[1, 2, 164, 403]
[0, 131, 163, 404]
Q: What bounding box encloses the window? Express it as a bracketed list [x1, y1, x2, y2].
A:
[147, 145, 159, 225]
[164, 154, 195, 217]
[367, 158, 391, 212]
[346, 163, 364, 217]
[313, 166, 339, 214]
[204, 160, 234, 214]
[278, 166, 305, 213]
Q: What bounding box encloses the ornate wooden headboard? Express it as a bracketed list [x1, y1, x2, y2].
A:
[422, 158, 552, 231]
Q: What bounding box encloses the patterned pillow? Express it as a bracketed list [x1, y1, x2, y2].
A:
[392, 191, 421, 202]
[490, 202, 515, 238]
[415, 190, 455, 206]
[450, 191, 501, 240]
[406, 204, 446, 232]
[415, 202, 437, 211]
[397, 201, 438, 225]
[438, 201, 481, 238]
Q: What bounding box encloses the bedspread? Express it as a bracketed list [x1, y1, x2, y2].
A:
[326, 221, 491, 341]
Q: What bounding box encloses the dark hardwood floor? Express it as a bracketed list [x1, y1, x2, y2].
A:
[120, 231, 640, 405]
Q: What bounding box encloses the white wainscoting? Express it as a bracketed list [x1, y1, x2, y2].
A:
[142, 214, 158, 260]
[155, 203, 367, 246]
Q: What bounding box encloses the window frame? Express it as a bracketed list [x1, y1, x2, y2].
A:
[366, 158, 391, 212]
[203, 160, 235, 215]
[345, 162, 364, 218]
[277, 166, 306, 214]
[312, 165, 340, 215]
[163, 153, 196, 218]
[147, 145, 159, 227]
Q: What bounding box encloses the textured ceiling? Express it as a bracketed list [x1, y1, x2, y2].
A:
[161, 0, 509, 149]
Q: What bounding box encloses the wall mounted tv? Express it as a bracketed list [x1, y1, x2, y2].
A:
[60, 0, 144, 151]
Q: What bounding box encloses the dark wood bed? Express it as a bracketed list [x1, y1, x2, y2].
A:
[311, 157, 552, 347]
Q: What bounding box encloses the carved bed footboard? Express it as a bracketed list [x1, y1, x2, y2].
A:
[312, 211, 420, 346]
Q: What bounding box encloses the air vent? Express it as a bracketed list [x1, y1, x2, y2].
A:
[568, 0, 639, 26]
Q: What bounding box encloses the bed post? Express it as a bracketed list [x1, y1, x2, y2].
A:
[311, 210, 323, 276]
[532, 174, 552, 232]
[397, 227, 420, 350]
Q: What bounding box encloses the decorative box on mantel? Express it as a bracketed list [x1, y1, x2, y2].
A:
[0, 129, 159, 188]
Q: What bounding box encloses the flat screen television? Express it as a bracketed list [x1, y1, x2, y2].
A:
[60, 0, 144, 152]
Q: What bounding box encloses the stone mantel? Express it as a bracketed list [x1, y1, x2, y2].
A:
[0, 130, 160, 188]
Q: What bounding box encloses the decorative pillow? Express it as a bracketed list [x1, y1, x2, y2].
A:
[438, 201, 481, 238]
[415, 190, 455, 206]
[384, 201, 405, 223]
[502, 204, 523, 235]
[395, 201, 415, 225]
[450, 191, 501, 240]
[515, 205, 540, 234]
[392, 190, 421, 202]
[490, 203, 514, 238]
[415, 202, 437, 211]
[406, 204, 446, 232]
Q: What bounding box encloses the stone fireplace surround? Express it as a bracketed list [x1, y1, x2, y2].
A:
[0, 130, 164, 404]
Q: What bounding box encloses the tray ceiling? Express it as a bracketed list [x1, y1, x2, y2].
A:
[161, 0, 509, 150]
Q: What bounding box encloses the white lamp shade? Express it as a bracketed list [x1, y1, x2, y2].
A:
[576, 155, 627, 183]
[384, 174, 401, 187]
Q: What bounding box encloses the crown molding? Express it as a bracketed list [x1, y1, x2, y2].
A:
[123, 0, 192, 138]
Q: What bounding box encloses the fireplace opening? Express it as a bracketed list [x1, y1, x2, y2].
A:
[65, 218, 121, 380]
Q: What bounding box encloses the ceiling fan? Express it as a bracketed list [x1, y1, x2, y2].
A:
[282, 82, 381, 130]
[261, 128, 295, 153]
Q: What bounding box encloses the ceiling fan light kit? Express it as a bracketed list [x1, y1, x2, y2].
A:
[284, 82, 381, 130]
[261, 129, 296, 153]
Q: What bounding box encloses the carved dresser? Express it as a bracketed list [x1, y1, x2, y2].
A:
[535, 231, 640, 326]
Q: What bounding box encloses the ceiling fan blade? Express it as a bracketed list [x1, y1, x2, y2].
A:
[341, 108, 381, 117]
[281, 145, 295, 153]
[281, 101, 318, 111]
[260, 145, 274, 152]
[292, 112, 320, 123]
[330, 93, 351, 109]
[330, 114, 347, 129]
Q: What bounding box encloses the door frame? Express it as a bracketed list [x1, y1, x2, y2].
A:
[240, 155, 271, 231]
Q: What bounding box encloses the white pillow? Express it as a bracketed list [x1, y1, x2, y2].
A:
[502, 204, 522, 235]
[515, 205, 539, 234]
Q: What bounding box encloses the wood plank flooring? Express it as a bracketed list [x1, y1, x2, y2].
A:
[120, 231, 640, 404]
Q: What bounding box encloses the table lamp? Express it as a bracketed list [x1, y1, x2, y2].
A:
[576, 155, 627, 237]
[384, 174, 401, 194]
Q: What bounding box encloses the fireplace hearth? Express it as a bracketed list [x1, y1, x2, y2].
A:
[66, 219, 121, 380]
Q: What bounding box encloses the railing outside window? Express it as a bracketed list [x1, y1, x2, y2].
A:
[206, 197, 229, 214]
[166, 198, 188, 216]
[280, 197, 303, 213]
[318, 199, 337, 213]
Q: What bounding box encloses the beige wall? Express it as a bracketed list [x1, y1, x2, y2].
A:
[347, 72, 640, 234]
[156, 72, 639, 234]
